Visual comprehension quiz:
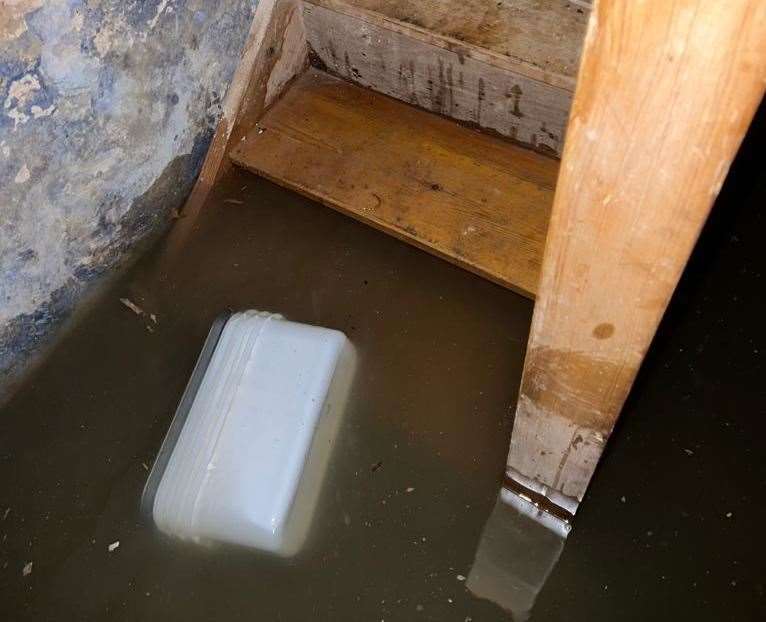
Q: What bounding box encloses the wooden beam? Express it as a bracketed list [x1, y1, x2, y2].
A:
[181, 0, 308, 222]
[306, 0, 587, 84]
[303, 0, 578, 156]
[507, 0, 766, 515]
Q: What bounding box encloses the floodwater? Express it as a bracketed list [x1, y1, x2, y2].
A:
[1, 157, 764, 620]
[0, 169, 534, 621]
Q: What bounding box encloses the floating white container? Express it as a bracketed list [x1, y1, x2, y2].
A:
[142, 311, 355, 556]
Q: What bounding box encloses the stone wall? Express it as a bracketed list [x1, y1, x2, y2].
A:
[0, 0, 256, 396]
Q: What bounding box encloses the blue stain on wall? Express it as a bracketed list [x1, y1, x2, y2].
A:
[0, 0, 258, 396]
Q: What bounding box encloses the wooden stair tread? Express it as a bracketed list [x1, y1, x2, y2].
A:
[229, 69, 557, 298]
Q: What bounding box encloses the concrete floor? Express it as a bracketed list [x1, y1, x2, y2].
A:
[1, 106, 764, 620]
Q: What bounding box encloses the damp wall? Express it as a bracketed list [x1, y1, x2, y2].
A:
[0, 0, 257, 395]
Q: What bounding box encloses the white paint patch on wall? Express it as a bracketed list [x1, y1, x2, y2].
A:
[14, 163, 30, 183]
[4, 73, 41, 128]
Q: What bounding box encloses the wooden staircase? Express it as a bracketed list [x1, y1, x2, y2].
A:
[188, 0, 766, 523]
[221, 0, 583, 298]
[230, 69, 557, 298]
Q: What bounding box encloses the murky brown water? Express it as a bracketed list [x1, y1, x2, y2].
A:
[2, 160, 764, 621]
[0, 169, 533, 621]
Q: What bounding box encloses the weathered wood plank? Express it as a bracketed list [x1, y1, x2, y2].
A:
[181, 0, 308, 221]
[309, 0, 588, 81]
[230, 69, 558, 297]
[303, 0, 575, 156]
[507, 0, 766, 513]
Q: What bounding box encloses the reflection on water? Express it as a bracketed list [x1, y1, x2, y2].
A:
[467, 488, 567, 620]
[0, 171, 537, 620]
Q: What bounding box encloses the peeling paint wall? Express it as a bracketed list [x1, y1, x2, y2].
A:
[0, 0, 257, 394]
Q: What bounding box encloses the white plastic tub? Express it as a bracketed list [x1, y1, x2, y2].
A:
[142, 310, 355, 556]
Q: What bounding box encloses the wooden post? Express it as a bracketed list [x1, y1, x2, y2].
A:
[181, 0, 307, 221]
[507, 0, 766, 516]
[158, 0, 308, 262]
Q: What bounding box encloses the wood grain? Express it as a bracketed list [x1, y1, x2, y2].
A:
[507, 0, 766, 510]
[303, 0, 575, 156]
[181, 0, 308, 222]
[230, 69, 558, 297]
[308, 0, 588, 80]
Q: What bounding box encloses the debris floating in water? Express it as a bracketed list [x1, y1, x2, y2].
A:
[120, 298, 144, 315]
[108, 541, 120, 552]
[22, 562, 32, 576]
[120, 298, 158, 333]
[406, 487, 415, 493]
[456, 574, 466, 581]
